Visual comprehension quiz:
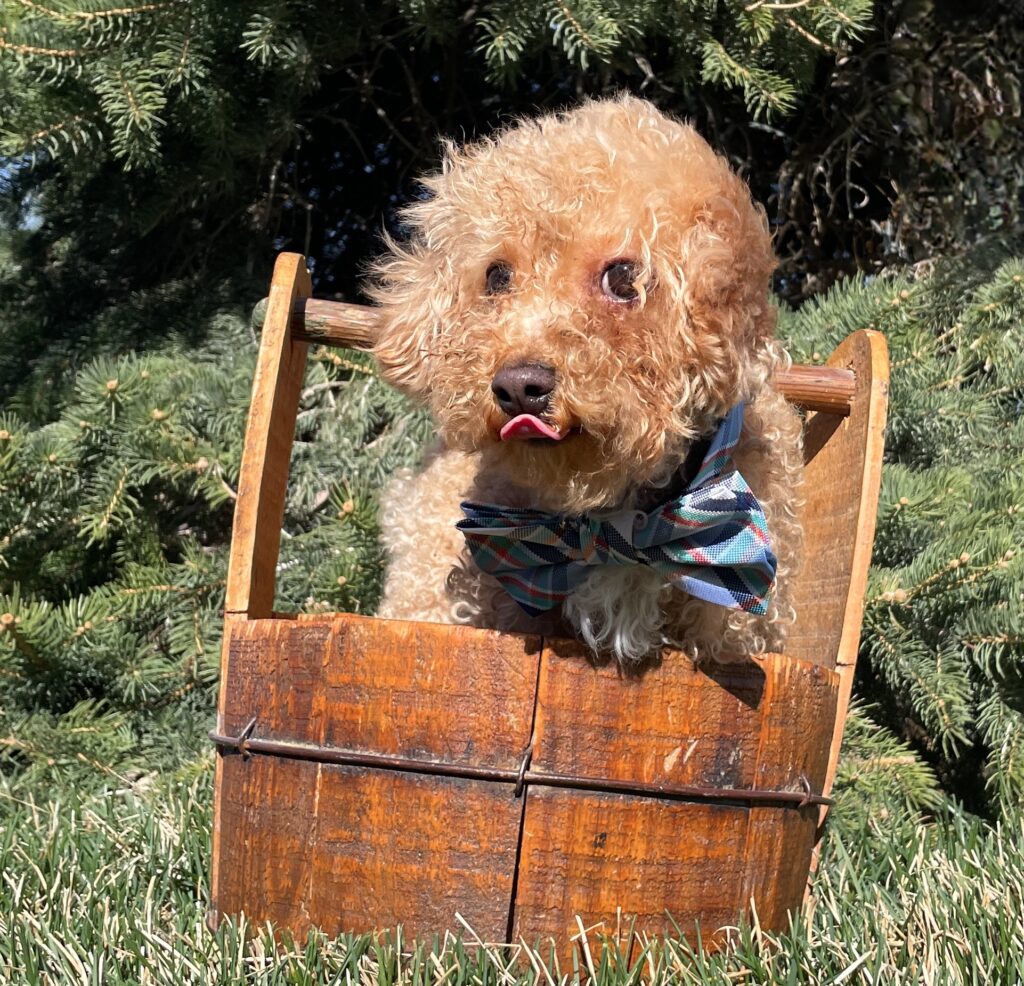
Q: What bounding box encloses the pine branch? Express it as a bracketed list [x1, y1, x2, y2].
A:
[14, 0, 182, 19]
[0, 34, 83, 58]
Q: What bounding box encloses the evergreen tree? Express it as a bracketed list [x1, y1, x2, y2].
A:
[1, 1, 871, 169]
[771, 0, 1024, 300]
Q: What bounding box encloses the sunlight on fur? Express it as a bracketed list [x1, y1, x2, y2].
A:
[369, 95, 803, 664]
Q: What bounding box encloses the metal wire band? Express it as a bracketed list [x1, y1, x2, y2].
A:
[210, 720, 833, 809]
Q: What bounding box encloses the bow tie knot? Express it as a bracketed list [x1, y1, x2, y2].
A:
[456, 404, 777, 618]
[570, 511, 643, 566]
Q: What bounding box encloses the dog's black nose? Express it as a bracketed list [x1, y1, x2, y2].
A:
[491, 363, 556, 417]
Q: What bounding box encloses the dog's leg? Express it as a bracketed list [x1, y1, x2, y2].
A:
[562, 566, 672, 663]
[376, 447, 478, 624]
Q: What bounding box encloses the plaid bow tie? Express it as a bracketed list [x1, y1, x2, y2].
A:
[456, 403, 776, 617]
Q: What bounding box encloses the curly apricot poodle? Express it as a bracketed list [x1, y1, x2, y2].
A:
[369, 96, 803, 663]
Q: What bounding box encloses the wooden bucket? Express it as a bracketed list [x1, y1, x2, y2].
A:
[210, 253, 889, 947]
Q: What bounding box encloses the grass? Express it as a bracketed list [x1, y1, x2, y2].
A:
[1, 756, 1022, 986]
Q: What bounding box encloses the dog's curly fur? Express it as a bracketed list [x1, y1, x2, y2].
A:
[370, 96, 803, 663]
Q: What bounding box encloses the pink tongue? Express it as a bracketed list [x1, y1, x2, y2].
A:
[500, 414, 565, 441]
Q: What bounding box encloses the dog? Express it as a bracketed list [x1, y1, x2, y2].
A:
[369, 96, 802, 664]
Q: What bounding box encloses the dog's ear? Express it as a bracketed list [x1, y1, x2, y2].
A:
[676, 178, 778, 408]
[370, 234, 452, 399]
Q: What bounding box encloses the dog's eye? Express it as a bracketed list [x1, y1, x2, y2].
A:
[600, 261, 640, 302]
[485, 262, 513, 295]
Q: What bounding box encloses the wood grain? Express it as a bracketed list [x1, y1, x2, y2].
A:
[308, 768, 523, 940]
[741, 806, 820, 930]
[294, 297, 377, 349]
[775, 364, 855, 416]
[214, 756, 526, 941]
[805, 331, 890, 848]
[212, 614, 541, 940]
[530, 640, 837, 793]
[213, 753, 320, 936]
[513, 790, 751, 947]
[787, 331, 889, 672]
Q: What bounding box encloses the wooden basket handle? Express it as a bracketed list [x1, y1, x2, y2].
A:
[251, 295, 857, 417]
[225, 253, 311, 618]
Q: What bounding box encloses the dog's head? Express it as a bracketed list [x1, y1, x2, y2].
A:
[371, 96, 778, 513]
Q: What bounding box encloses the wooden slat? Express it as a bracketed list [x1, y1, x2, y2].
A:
[529, 640, 838, 793]
[825, 333, 889, 668]
[211, 610, 246, 915]
[213, 754, 320, 935]
[743, 651, 840, 919]
[740, 807, 820, 930]
[786, 331, 888, 673]
[220, 614, 541, 767]
[214, 758, 525, 941]
[251, 295, 856, 416]
[750, 654, 838, 793]
[307, 769, 523, 940]
[220, 616, 329, 740]
[511, 638, 838, 946]
[805, 331, 889, 851]
[225, 253, 311, 617]
[512, 790, 751, 947]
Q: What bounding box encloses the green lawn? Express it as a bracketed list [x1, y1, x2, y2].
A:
[2, 754, 1022, 986]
